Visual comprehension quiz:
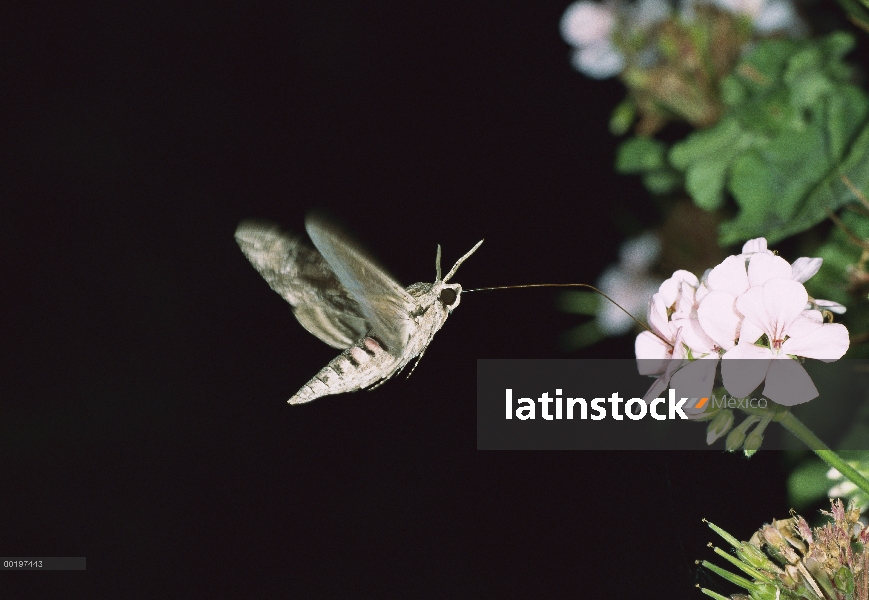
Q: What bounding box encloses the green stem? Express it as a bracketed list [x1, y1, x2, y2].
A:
[778, 411, 869, 498]
[835, 0, 869, 29]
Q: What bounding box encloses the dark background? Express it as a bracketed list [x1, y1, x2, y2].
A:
[5, 1, 841, 596]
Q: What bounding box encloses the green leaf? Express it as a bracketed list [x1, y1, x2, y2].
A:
[721, 120, 869, 245]
[643, 170, 682, 195]
[787, 458, 831, 510]
[720, 76, 747, 107]
[727, 125, 828, 224]
[556, 291, 600, 316]
[669, 117, 742, 170]
[685, 159, 728, 210]
[609, 99, 636, 136]
[825, 85, 869, 160]
[616, 137, 667, 173]
[807, 210, 869, 305]
[733, 39, 797, 90]
[783, 46, 823, 89]
[820, 30, 856, 61]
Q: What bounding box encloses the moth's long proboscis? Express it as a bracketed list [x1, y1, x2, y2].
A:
[465, 283, 663, 343]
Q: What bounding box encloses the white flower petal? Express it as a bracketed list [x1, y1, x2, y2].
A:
[738, 317, 765, 345]
[761, 279, 809, 340]
[698, 291, 741, 350]
[672, 316, 717, 355]
[560, 1, 615, 46]
[747, 253, 792, 286]
[671, 357, 719, 416]
[813, 299, 847, 314]
[763, 358, 819, 405]
[641, 372, 670, 403]
[786, 311, 824, 338]
[735, 286, 770, 337]
[640, 330, 687, 401]
[635, 331, 671, 372]
[647, 292, 673, 340]
[707, 255, 750, 296]
[781, 322, 850, 361]
[754, 0, 798, 32]
[659, 269, 699, 308]
[573, 42, 625, 79]
[673, 283, 700, 319]
[741, 238, 769, 254]
[721, 344, 772, 397]
[830, 481, 858, 497]
[791, 257, 823, 283]
[619, 232, 662, 273]
[695, 281, 710, 303]
[597, 267, 660, 335]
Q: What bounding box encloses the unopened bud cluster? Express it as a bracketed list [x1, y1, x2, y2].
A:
[699, 499, 868, 600]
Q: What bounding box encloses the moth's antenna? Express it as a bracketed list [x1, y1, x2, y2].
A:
[443, 240, 484, 283]
[465, 283, 661, 341]
[435, 244, 442, 281]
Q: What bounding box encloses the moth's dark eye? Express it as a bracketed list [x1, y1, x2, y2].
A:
[439, 288, 457, 306]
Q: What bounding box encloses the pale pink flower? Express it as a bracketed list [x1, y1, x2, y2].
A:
[720, 279, 850, 405]
[560, 1, 625, 79]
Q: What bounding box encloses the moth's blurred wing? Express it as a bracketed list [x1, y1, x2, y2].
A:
[305, 212, 417, 352]
[235, 220, 370, 348]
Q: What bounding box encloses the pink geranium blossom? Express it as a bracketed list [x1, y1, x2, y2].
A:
[720, 279, 849, 405]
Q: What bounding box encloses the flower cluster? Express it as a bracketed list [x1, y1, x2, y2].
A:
[560, 0, 803, 81]
[560, 0, 668, 79]
[701, 499, 869, 600]
[635, 238, 849, 408]
[702, 0, 804, 34]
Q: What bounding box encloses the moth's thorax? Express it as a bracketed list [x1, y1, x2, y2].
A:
[402, 280, 462, 348]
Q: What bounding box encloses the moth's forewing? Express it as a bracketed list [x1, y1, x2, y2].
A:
[305, 212, 417, 353]
[234, 219, 371, 348]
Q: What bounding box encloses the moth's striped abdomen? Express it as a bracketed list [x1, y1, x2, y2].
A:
[289, 337, 399, 404]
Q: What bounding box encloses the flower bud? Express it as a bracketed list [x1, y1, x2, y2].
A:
[835, 566, 855, 595]
[748, 582, 779, 600]
[725, 416, 760, 452]
[778, 565, 798, 588]
[761, 525, 800, 564]
[744, 416, 772, 457]
[725, 427, 746, 452]
[707, 409, 735, 445]
[743, 427, 763, 457]
[737, 542, 779, 573]
[773, 518, 806, 554]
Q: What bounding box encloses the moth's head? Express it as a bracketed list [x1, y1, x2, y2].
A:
[433, 239, 483, 313]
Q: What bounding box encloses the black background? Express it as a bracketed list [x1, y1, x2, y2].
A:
[9, 1, 859, 596]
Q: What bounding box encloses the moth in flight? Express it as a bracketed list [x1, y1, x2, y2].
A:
[235, 213, 483, 404]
